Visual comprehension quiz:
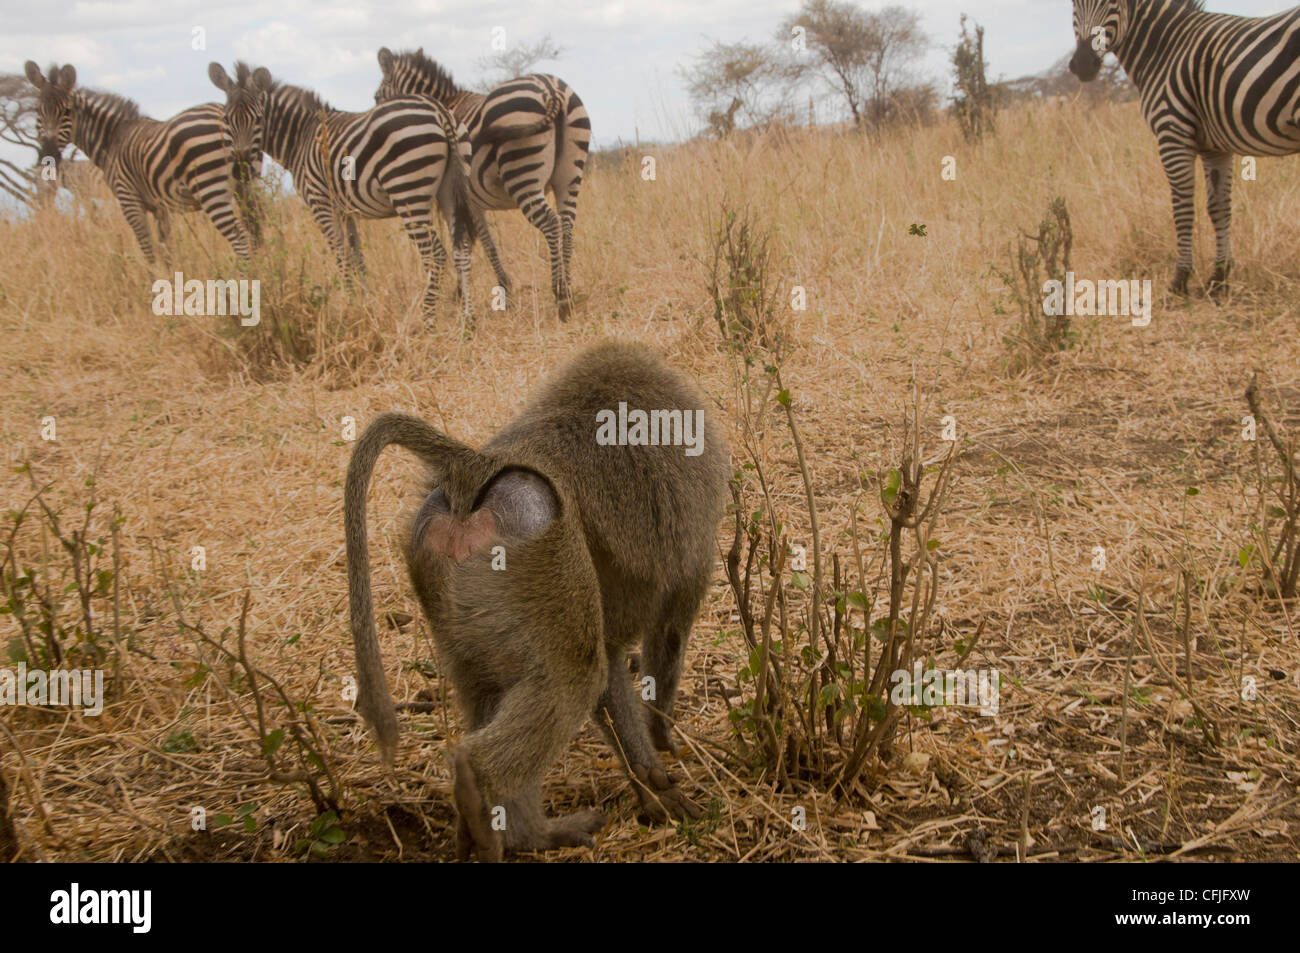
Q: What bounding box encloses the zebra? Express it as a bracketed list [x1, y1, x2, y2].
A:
[1069, 1, 1300, 296]
[208, 61, 272, 249]
[374, 47, 592, 319]
[24, 61, 254, 263]
[218, 67, 473, 322]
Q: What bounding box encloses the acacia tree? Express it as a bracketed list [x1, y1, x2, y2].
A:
[477, 33, 564, 84]
[952, 14, 995, 141]
[680, 39, 797, 135]
[0, 73, 41, 205]
[782, 0, 927, 129]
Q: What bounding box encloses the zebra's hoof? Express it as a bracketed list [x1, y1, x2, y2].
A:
[1207, 263, 1232, 301]
[557, 300, 573, 322]
[1169, 267, 1191, 296]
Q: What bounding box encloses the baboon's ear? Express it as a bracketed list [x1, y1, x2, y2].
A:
[24, 61, 45, 88]
[252, 66, 272, 91]
[377, 47, 393, 74]
[208, 61, 232, 92]
[57, 64, 76, 89]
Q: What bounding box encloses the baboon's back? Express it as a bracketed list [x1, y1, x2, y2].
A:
[486, 341, 729, 598]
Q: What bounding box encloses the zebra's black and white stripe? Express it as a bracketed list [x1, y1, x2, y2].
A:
[375, 48, 591, 319]
[223, 69, 472, 320]
[1069, 1, 1300, 294]
[24, 61, 253, 262]
[209, 61, 271, 248]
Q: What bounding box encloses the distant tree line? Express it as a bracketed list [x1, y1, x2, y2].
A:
[681, 0, 1136, 140]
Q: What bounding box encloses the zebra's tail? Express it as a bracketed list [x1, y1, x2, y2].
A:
[447, 121, 476, 252]
[476, 81, 563, 144]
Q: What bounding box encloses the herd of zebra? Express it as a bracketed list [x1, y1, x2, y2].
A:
[16, 0, 1300, 322]
[23, 48, 591, 323]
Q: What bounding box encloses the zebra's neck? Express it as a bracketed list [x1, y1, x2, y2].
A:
[1112, 0, 1213, 92]
[262, 86, 330, 181]
[70, 89, 140, 169]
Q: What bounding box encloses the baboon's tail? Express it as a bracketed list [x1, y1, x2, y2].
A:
[344, 413, 478, 764]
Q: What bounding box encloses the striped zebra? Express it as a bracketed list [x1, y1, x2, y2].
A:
[374, 48, 591, 319]
[220, 68, 473, 322]
[208, 61, 271, 249]
[24, 61, 253, 262]
[1069, 1, 1300, 295]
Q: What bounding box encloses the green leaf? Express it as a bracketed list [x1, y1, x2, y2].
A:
[847, 591, 869, 611]
[1239, 546, 1254, 569]
[262, 728, 285, 757]
[776, 389, 791, 407]
[790, 571, 810, 590]
[926, 538, 941, 551]
[1185, 486, 1199, 496]
[883, 469, 902, 505]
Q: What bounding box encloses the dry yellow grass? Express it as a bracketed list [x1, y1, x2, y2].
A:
[1, 97, 1298, 862]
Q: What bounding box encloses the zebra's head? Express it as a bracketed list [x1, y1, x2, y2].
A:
[210, 61, 272, 180]
[1069, 1, 1127, 81]
[375, 46, 457, 104]
[24, 61, 77, 157]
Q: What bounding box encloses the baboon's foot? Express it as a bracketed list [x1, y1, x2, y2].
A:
[1169, 265, 1191, 296]
[452, 747, 503, 863]
[630, 762, 701, 824]
[650, 721, 676, 753]
[543, 810, 606, 850]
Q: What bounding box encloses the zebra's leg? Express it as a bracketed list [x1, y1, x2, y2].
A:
[512, 190, 570, 320]
[234, 170, 262, 252]
[1158, 137, 1198, 295]
[1202, 151, 1234, 297]
[113, 186, 156, 264]
[474, 207, 511, 295]
[437, 187, 475, 327]
[393, 199, 449, 320]
[153, 208, 171, 264]
[306, 192, 358, 291]
[345, 216, 365, 275]
[193, 183, 252, 260]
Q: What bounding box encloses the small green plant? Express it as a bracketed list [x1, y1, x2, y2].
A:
[296, 810, 346, 859]
[1, 463, 125, 681]
[211, 802, 260, 834]
[1244, 373, 1300, 599]
[993, 196, 1078, 374]
[676, 798, 724, 847]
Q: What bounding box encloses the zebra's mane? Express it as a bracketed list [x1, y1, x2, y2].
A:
[266, 79, 336, 115]
[388, 49, 462, 100]
[70, 85, 142, 122]
[33, 63, 142, 122]
[224, 60, 261, 108]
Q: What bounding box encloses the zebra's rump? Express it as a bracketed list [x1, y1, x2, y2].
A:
[115, 104, 236, 211]
[316, 98, 456, 219]
[474, 73, 566, 144]
[1169, 7, 1300, 155]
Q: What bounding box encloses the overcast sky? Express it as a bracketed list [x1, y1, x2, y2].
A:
[1, 0, 1286, 152]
